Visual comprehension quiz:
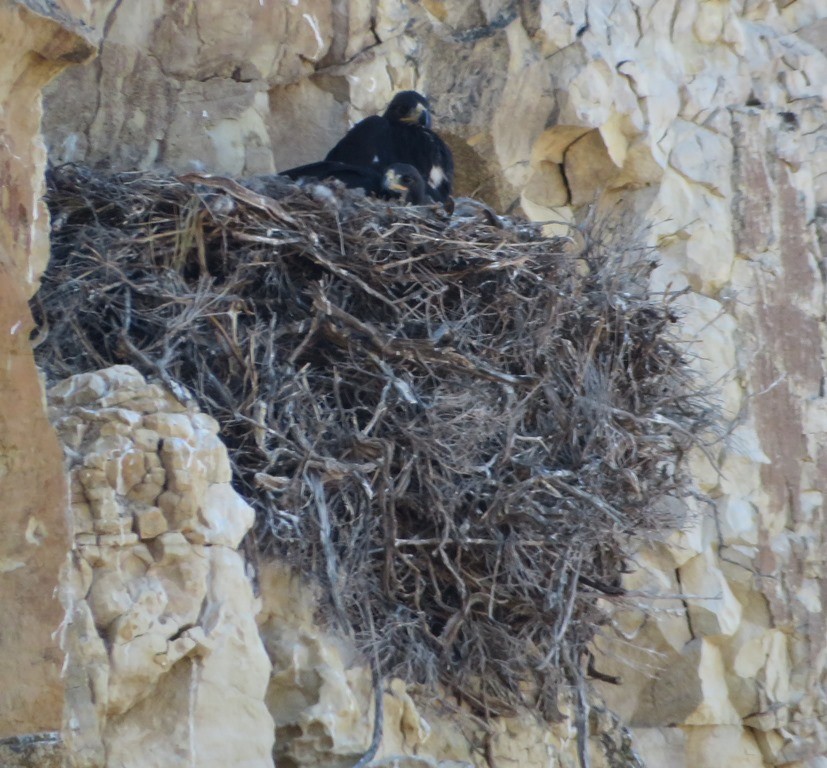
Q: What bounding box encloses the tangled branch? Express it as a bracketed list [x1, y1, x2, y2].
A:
[38, 164, 717, 719]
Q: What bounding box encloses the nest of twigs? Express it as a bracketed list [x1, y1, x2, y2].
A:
[37, 164, 715, 719]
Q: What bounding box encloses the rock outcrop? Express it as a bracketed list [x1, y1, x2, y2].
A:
[0, 0, 95, 747]
[51, 366, 274, 768]
[0, 0, 824, 767]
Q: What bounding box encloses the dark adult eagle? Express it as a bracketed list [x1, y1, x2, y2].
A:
[281, 160, 428, 205]
[324, 91, 454, 203]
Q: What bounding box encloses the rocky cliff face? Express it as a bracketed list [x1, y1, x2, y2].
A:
[0, 0, 95, 746]
[51, 366, 274, 768]
[2, 0, 826, 766]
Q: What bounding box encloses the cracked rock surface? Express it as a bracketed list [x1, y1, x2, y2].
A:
[52, 366, 273, 768]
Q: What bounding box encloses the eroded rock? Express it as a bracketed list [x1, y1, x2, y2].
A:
[0, 0, 95, 741]
[52, 366, 274, 768]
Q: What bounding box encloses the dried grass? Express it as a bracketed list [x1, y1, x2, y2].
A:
[37, 164, 716, 719]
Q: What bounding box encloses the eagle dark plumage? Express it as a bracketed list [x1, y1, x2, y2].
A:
[280, 160, 428, 205]
[324, 90, 454, 203]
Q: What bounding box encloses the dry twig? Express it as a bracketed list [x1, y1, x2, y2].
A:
[38, 164, 717, 720]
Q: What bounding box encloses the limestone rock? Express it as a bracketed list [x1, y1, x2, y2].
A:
[133, 504, 167, 540]
[679, 550, 743, 638]
[257, 562, 374, 768]
[0, 0, 94, 740]
[682, 725, 765, 768]
[0, 0, 95, 293]
[51, 366, 274, 767]
[256, 562, 619, 768]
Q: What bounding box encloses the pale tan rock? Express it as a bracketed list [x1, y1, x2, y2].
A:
[718, 498, 759, 547]
[108, 577, 170, 646]
[43, 0, 340, 174]
[668, 120, 733, 196]
[0, 0, 96, 739]
[522, 160, 569, 210]
[108, 630, 172, 715]
[684, 641, 742, 726]
[386, 679, 429, 748]
[102, 545, 274, 765]
[269, 79, 350, 170]
[632, 727, 687, 768]
[679, 550, 743, 637]
[157, 489, 184, 520]
[0, 0, 95, 292]
[631, 639, 704, 726]
[148, 530, 193, 563]
[127, 478, 166, 505]
[61, 600, 108, 765]
[49, 373, 107, 407]
[682, 725, 765, 768]
[131, 427, 160, 452]
[183, 547, 273, 741]
[133, 504, 168, 540]
[592, 544, 693, 725]
[564, 130, 620, 206]
[70, 502, 95, 535]
[49, 366, 274, 766]
[752, 728, 789, 764]
[257, 562, 372, 766]
[87, 569, 136, 629]
[93, 519, 133, 539]
[103, 444, 146, 494]
[159, 434, 199, 470]
[196, 483, 256, 547]
[195, 430, 233, 484]
[165, 464, 209, 496]
[142, 412, 195, 441]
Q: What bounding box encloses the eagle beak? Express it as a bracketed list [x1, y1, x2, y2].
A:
[402, 102, 430, 127]
[383, 170, 408, 194]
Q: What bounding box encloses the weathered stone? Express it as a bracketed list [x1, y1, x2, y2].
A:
[96, 532, 140, 548]
[103, 445, 146, 494]
[679, 550, 743, 637]
[93, 517, 132, 537]
[0, 0, 95, 739]
[196, 483, 256, 547]
[565, 129, 620, 205]
[632, 727, 687, 768]
[632, 639, 705, 727]
[61, 599, 108, 766]
[142, 412, 195, 441]
[684, 641, 742, 726]
[683, 725, 765, 768]
[48, 367, 274, 766]
[87, 569, 135, 629]
[148, 530, 191, 564]
[133, 505, 168, 540]
[70, 502, 95, 535]
[257, 561, 372, 767]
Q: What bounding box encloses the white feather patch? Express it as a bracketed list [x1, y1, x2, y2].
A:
[429, 165, 445, 188]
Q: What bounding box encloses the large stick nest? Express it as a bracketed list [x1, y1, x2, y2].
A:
[38, 164, 715, 719]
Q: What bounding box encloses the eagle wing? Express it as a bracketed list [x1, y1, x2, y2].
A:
[325, 115, 395, 168]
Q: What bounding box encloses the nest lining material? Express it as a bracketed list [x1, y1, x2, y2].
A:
[38, 164, 715, 719]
